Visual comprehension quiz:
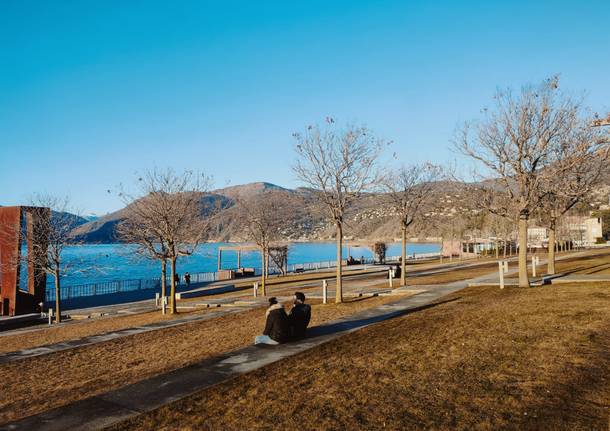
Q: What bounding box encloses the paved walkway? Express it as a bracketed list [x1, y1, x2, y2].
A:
[62, 256, 505, 317]
[0, 269, 396, 364]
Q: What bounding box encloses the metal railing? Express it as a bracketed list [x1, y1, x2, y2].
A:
[46, 252, 439, 302]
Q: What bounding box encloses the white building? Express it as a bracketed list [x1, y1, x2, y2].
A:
[527, 227, 548, 248]
[564, 216, 603, 246]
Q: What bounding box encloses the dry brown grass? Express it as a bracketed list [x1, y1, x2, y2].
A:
[110, 282, 610, 431]
[0, 269, 385, 354]
[0, 308, 212, 354]
[547, 250, 610, 276]
[0, 294, 404, 425]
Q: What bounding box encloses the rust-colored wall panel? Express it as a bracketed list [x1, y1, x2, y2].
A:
[0, 206, 49, 316]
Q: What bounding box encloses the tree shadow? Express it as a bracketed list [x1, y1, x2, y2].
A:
[306, 297, 461, 339]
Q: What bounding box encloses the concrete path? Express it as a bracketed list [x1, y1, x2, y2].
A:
[0, 279, 471, 431]
[0, 306, 254, 365]
[58, 256, 502, 318]
[0, 270, 395, 364]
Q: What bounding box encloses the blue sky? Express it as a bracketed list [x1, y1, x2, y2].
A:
[1, 0, 609, 214]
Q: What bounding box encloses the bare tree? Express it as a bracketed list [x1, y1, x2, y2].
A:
[17, 195, 83, 323]
[539, 119, 610, 274]
[293, 119, 385, 302]
[456, 77, 580, 287]
[237, 190, 293, 295]
[117, 169, 214, 314]
[116, 219, 170, 305]
[382, 163, 444, 286]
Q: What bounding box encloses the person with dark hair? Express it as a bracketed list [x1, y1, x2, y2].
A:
[254, 297, 290, 345]
[289, 291, 311, 340]
[184, 272, 191, 288]
[394, 263, 401, 280]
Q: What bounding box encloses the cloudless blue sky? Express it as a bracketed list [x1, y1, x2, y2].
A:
[1, 0, 609, 214]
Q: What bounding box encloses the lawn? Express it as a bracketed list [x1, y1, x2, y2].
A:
[109, 282, 610, 431]
[0, 306, 213, 354]
[0, 294, 405, 424]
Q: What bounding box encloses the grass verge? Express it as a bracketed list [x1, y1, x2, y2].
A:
[0, 294, 404, 424]
[109, 282, 610, 431]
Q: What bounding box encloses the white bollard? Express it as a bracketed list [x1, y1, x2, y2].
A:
[388, 268, 393, 288]
[322, 280, 328, 304]
[253, 282, 258, 298]
[48, 308, 53, 325]
[532, 256, 537, 277]
[499, 261, 505, 289]
[155, 293, 160, 307]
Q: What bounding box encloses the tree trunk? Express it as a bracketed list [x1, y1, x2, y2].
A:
[495, 240, 499, 259]
[503, 239, 507, 258]
[54, 269, 61, 324]
[401, 225, 407, 286]
[169, 257, 177, 314]
[459, 236, 463, 260]
[547, 220, 556, 275]
[260, 247, 266, 296]
[439, 237, 443, 263]
[336, 223, 343, 303]
[161, 259, 167, 300]
[518, 214, 530, 287]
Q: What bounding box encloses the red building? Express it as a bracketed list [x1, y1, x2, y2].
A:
[0, 206, 49, 316]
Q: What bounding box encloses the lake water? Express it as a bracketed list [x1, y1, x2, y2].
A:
[57, 242, 440, 286]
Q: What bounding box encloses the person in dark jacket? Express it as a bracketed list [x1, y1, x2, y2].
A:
[394, 264, 401, 280]
[289, 291, 311, 340]
[254, 297, 290, 345]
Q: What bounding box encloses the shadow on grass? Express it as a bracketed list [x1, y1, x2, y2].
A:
[554, 262, 610, 277]
[306, 297, 462, 339]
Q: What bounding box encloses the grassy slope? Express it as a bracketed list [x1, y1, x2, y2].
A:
[111, 283, 610, 431]
[0, 295, 403, 424]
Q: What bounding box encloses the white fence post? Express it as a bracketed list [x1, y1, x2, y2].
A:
[499, 261, 505, 289]
[532, 256, 537, 277]
[322, 280, 328, 304]
[155, 293, 160, 307]
[253, 282, 258, 298]
[388, 268, 393, 288]
[48, 308, 53, 325]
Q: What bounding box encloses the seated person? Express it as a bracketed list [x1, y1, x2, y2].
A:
[394, 263, 401, 280]
[289, 291, 311, 340]
[254, 297, 290, 345]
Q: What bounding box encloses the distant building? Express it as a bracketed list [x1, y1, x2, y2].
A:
[442, 237, 513, 258]
[564, 216, 603, 246]
[527, 227, 548, 248]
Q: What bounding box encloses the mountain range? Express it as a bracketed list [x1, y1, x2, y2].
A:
[5, 179, 610, 244]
